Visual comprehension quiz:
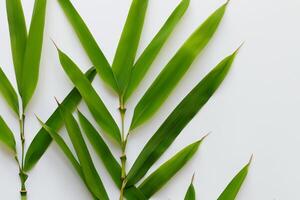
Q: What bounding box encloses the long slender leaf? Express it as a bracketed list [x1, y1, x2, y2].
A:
[138, 139, 204, 198]
[0, 67, 19, 115]
[24, 68, 96, 172]
[0, 116, 16, 153]
[217, 157, 252, 200]
[124, 187, 148, 200]
[124, 0, 190, 101]
[127, 49, 238, 185]
[5, 0, 27, 89]
[20, 0, 47, 108]
[57, 0, 118, 92]
[58, 101, 109, 200]
[57, 48, 121, 144]
[112, 0, 149, 97]
[130, 2, 228, 130]
[184, 175, 196, 200]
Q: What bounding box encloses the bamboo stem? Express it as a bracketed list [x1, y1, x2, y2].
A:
[119, 99, 127, 200]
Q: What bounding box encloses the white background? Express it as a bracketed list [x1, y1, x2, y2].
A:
[0, 0, 299, 199]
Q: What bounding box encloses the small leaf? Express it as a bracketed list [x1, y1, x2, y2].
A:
[57, 48, 121, 144]
[217, 157, 252, 200]
[0, 116, 16, 153]
[0, 67, 19, 115]
[138, 139, 204, 198]
[57, 0, 118, 92]
[124, 0, 190, 101]
[130, 2, 228, 130]
[24, 67, 96, 172]
[127, 49, 238, 185]
[112, 0, 149, 96]
[57, 101, 109, 200]
[20, 0, 47, 108]
[184, 175, 196, 200]
[5, 0, 27, 89]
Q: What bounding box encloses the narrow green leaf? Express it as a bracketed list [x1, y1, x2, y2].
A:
[24, 68, 96, 172]
[184, 175, 196, 200]
[57, 48, 121, 144]
[0, 67, 19, 115]
[58, 101, 109, 200]
[124, 187, 148, 200]
[78, 111, 121, 187]
[217, 157, 252, 200]
[57, 0, 118, 92]
[130, 2, 228, 130]
[0, 116, 16, 153]
[112, 0, 149, 96]
[127, 49, 238, 185]
[138, 139, 204, 197]
[5, 0, 27, 89]
[20, 0, 47, 108]
[124, 0, 190, 101]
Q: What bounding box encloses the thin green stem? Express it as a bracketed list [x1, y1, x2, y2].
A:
[18, 111, 27, 200]
[119, 98, 127, 200]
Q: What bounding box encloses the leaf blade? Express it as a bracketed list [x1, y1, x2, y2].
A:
[124, 0, 190, 101]
[57, 0, 118, 92]
[184, 175, 196, 200]
[24, 68, 96, 172]
[127, 49, 238, 185]
[0, 67, 19, 115]
[20, 0, 47, 108]
[112, 0, 149, 96]
[0, 116, 16, 153]
[57, 49, 121, 144]
[130, 2, 228, 130]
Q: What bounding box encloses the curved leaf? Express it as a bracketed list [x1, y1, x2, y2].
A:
[127, 49, 238, 185]
[24, 68, 96, 172]
[58, 101, 109, 200]
[0, 116, 16, 153]
[0, 67, 19, 115]
[20, 0, 47, 108]
[5, 0, 27, 89]
[130, 2, 228, 130]
[184, 175, 196, 200]
[217, 157, 252, 200]
[138, 139, 204, 198]
[57, 0, 118, 92]
[112, 0, 149, 96]
[57, 48, 121, 144]
[124, 0, 190, 101]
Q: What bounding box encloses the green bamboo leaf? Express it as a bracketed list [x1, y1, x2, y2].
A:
[138, 139, 204, 198]
[57, 0, 118, 92]
[112, 0, 149, 96]
[124, 187, 148, 200]
[24, 67, 96, 172]
[57, 101, 109, 200]
[124, 0, 190, 101]
[0, 116, 16, 153]
[184, 175, 196, 200]
[217, 157, 252, 200]
[130, 2, 228, 130]
[20, 0, 47, 108]
[0, 67, 19, 115]
[57, 48, 121, 144]
[5, 0, 27, 89]
[127, 49, 238, 185]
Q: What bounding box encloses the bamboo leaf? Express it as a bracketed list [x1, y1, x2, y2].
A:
[217, 157, 252, 200]
[57, 48, 121, 144]
[20, 0, 47, 108]
[112, 0, 149, 96]
[127, 49, 238, 185]
[184, 175, 196, 200]
[0, 116, 16, 153]
[57, 0, 118, 92]
[57, 101, 109, 200]
[24, 68, 96, 172]
[138, 139, 204, 198]
[124, 0, 190, 101]
[5, 0, 27, 89]
[124, 187, 148, 200]
[0, 67, 19, 115]
[130, 2, 228, 130]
